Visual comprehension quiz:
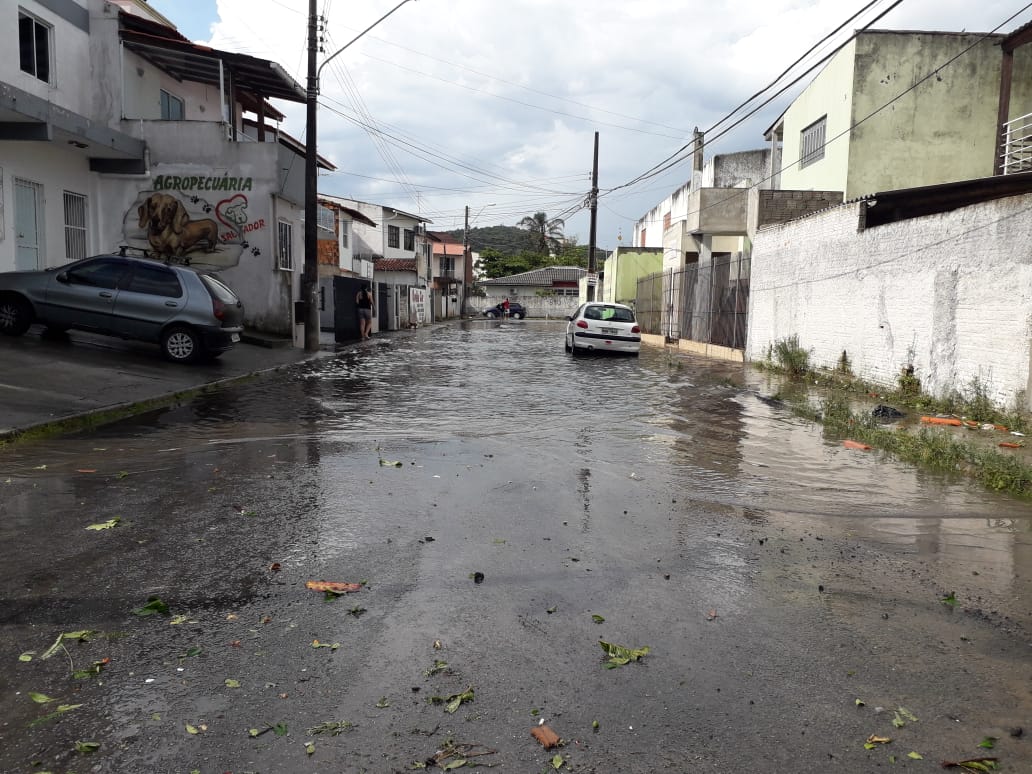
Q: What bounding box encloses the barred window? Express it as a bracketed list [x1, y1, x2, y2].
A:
[799, 116, 826, 168]
[404, 228, 414, 251]
[63, 191, 87, 261]
[277, 220, 293, 270]
[388, 225, 400, 248]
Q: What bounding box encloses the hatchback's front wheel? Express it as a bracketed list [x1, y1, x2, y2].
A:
[161, 325, 203, 363]
[0, 296, 32, 336]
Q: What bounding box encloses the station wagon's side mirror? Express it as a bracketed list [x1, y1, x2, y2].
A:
[56, 271, 69, 284]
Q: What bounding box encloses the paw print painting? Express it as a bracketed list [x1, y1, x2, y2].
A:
[251, 247, 261, 256]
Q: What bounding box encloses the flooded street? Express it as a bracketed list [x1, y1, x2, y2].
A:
[1, 320, 1030, 773]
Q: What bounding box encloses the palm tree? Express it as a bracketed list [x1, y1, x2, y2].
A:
[517, 212, 565, 256]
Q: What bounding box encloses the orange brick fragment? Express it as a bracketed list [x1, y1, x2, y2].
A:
[531, 725, 560, 749]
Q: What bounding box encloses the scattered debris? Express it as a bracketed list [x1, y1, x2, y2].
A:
[428, 686, 474, 713]
[864, 734, 891, 749]
[706, 609, 718, 620]
[942, 591, 958, 606]
[921, 416, 963, 426]
[978, 737, 998, 749]
[85, 517, 120, 531]
[74, 741, 100, 754]
[416, 740, 497, 770]
[998, 442, 1024, 449]
[40, 630, 96, 660]
[941, 757, 999, 771]
[375, 696, 390, 708]
[872, 405, 904, 419]
[305, 581, 363, 597]
[132, 597, 171, 617]
[599, 640, 650, 669]
[470, 571, 485, 584]
[531, 724, 561, 749]
[424, 659, 449, 678]
[378, 458, 403, 467]
[305, 722, 355, 738]
[591, 614, 605, 624]
[842, 439, 873, 451]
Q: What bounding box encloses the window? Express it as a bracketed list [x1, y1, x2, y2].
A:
[663, 212, 671, 231]
[799, 115, 826, 168]
[160, 89, 185, 121]
[277, 220, 293, 270]
[317, 204, 335, 240]
[340, 220, 349, 249]
[19, 12, 50, 82]
[441, 256, 454, 273]
[66, 258, 129, 289]
[63, 191, 87, 261]
[404, 228, 414, 251]
[125, 264, 182, 298]
[387, 225, 400, 248]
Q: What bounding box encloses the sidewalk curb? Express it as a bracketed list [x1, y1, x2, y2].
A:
[0, 353, 328, 446]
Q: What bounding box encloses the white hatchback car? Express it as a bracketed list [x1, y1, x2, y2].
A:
[565, 302, 641, 356]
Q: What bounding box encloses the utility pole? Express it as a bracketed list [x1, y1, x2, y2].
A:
[586, 131, 599, 302]
[462, 205, 471, 317]
[302, 0, 416, 351]
[302, 0, 320, 351]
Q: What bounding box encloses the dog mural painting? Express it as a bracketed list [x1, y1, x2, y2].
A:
[123, 176, 267, 269]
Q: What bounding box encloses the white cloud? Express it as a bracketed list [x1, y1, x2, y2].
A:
[189, 0, 1032, 242]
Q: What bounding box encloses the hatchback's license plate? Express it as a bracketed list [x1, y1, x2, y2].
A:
[600, 327, 619, 335]
[231, 333, 241, 342]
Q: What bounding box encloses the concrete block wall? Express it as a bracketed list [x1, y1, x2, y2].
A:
[747, 195, 1032, 411]
[747, 189, 844, 238]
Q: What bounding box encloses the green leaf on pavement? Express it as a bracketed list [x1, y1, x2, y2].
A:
[18, 651, 35, 662]
[186, 724, 200, 735]
[29, 692, 54, 704]
[907, 751, 923, 760]
[132, 597, 170, 617]
[551, 754, 565, 769]
[442, 760, 466, 771]
[599, 639, 649, 668]
[85, 518, 120, 531]
[306, 742, 315, 756]
[376, 696, 390, 708]
[74, 741, 99, 754]
[273, 722, 288, 736]
[978, 737, 997, 749]
[591, 614, 605, 624]
[225, 679, 241, 688]
[942, 592, 958, 606]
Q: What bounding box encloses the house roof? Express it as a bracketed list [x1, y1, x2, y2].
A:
[855, 170, 1032, 227]
[118, 12, 306, 104]
[375, 258, 418, 272]
[317, 197, 378, 227]
[427, 231, 461, 244]
[480, 266, 587, 285]
[319, 195, 433, 225]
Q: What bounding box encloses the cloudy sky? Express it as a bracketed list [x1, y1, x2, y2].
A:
[147, 0, 1032, 248]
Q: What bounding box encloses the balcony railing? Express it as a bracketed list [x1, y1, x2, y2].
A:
[1001, 112, 1032, 174]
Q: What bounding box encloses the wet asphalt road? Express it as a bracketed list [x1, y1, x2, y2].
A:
[0, 320, 1030, 773]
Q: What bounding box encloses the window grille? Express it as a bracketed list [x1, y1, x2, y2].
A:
[63, 191, 87, 260]
[800, 116, 826, 168]
[388, 225, 400, 248]
[277, 220, 293, 270]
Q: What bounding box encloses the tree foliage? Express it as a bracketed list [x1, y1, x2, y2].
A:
[518, 212, 566, 255]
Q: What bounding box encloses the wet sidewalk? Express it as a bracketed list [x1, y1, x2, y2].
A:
[0, 327, 324, 439]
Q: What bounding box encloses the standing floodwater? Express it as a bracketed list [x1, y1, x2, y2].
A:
[1, 320, 1029, 773]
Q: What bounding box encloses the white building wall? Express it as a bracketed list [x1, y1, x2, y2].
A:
[5, 1, 93, 118]
[0, 146, 95, 271]
[747, 196, 1032, 410]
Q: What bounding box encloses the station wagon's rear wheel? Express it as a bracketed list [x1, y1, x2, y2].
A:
[161, 325, 202, 363]
[0, 296, 32, 336]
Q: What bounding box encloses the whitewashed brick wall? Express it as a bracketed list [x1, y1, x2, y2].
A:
[747, 195, 1032, 411]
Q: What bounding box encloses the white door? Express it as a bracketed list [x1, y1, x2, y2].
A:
[15, 178, 44, 271]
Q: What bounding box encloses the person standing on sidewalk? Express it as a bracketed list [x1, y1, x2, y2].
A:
[502, 297, 510, 318]
[356, 285, 375, 339]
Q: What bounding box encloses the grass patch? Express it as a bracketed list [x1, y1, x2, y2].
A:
[784, 392, 1032, 497]
[770, 335, 810, 378]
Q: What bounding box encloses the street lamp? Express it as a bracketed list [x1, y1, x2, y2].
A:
[303, 0, 417, 351]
